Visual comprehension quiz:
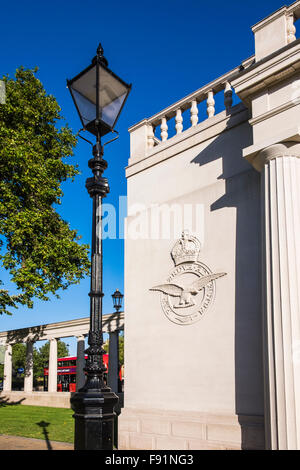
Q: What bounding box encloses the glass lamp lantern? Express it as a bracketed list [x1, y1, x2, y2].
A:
[112, 289, 123, 312]
[67, 44, 131, 138]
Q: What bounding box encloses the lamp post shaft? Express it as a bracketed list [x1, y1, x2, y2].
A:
[71, 140, 119, 450]
[90, 195, 103, 329]
[85, 141, 107, 391]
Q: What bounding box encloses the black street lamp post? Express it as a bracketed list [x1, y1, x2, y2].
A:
[67, 44, 131, 450]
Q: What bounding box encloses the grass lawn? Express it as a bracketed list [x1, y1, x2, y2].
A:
[0, 404, 74, 443]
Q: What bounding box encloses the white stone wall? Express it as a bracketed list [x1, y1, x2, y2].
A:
[121, 107, 264, 449]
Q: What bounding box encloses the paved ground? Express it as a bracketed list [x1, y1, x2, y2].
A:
[0, 434, 74, 450]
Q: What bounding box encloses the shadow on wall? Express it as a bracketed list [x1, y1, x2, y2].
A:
[0, 395, 25, 407]
[191, 106, 265, 450]
[6, 324, 47, 345]
[5, 325, 48, 385]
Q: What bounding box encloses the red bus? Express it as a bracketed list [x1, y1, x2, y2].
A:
[44, 354, 108, 392]
[44, 354, 113, 392]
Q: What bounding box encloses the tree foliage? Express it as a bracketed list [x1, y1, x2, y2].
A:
[0, 340, 70, 381]
[103, 333, 124, 365]
[35, 340, 69, 376]
[119, 334, 124, 365]
[0, 67, 90, 315]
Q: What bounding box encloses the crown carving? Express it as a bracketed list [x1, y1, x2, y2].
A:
[171, 231, 201, 266]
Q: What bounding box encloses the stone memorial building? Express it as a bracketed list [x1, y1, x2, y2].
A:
[119, 2, 300, 450]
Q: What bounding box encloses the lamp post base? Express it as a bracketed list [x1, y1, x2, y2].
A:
[71, 389, 119, 450]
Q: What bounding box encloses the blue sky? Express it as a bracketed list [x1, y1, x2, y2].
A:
[0, 0, 289, 352]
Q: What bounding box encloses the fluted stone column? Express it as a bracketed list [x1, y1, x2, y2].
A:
[48, 338, 58, 393]
[252, 141, 300, 450]
[24, 341, 34, 392]
[76, 335, 86, 391]
[3, 343, 12, 392]
[108, 330, 119, 393]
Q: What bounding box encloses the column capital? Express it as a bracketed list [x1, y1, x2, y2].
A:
[76, 335, 86, 340]
[250, 141, 300, 171]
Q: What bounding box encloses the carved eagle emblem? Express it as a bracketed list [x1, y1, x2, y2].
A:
[150, 273, 226, 308]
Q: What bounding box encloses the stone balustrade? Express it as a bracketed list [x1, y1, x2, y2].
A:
[145, 68, 250, 147]
[129, 57, 255, 164]
[128, 1, 300, 168]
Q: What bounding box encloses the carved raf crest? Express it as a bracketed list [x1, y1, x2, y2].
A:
[150, 231, 226, 325]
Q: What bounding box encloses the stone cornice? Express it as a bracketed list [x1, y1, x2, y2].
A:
[249, 98, 300, 126]
[0, 312, 124, 344]
[251, 1, 300, 33]
[232, 40, 300, 106]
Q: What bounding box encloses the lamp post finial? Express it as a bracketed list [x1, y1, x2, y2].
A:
[96, 43, 108, 66]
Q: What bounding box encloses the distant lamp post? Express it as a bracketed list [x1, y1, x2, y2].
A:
[67, 44, 131, 451]
[112, 289, 123, 312]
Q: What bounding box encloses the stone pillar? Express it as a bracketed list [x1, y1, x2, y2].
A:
[48, 338, 57, 393]
[3, 343, 12, 392]
[108, 330, 119, 393]
[128, 119, 154, 165]
[253, 141, 300, 450]
[76, 335, 86, 391]
[24, 341, 34, 393]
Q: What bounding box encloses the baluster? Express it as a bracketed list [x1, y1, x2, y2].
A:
[161, 117, 168, 142]
[190, 100, 198, 127]
[287, 15, 296, 43]
[224, 82, 233, 112]
[175, 109, 183, 134]
[207, 91, 215, 118]
[147, 124, 155, 149]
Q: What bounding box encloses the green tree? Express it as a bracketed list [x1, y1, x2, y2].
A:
[6, 340, 69, 378]
[34, 340, 69, 377]
[0, 67, 90, 315]
[0, 340, 70, 384]
[119, 334, 124, 366]
[12, 343, 26, 372]
[103, 333, 124, 366]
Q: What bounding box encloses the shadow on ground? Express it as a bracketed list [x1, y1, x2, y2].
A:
[36, 420, 52, 450]
[0, 396, 25, 407]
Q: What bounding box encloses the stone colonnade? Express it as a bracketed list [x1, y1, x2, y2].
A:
[0, 312, 124, 396]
